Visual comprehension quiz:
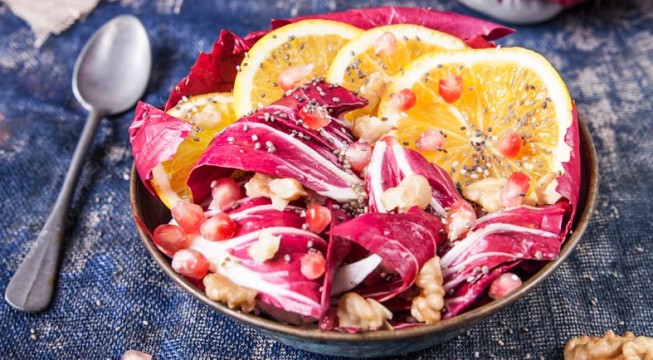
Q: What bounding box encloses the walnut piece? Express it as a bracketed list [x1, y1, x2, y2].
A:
[462, 177, 506, 213]
[244, 173, 306, 210]
[245, 173, 272, 198]
[533, 171, 562, 205]
[269, 178, 307, 202]
[337, 292, 392, 331]
[381, 174, 432, 212]
[247, 229, 281, 263]
[410, 256, 445, 324]
[564, 330, 653, 360]
[352, 115, 394, 143]
[357, 72, 391, 117]
[465, 173, 563, 212]
[203, 273, 258, 313]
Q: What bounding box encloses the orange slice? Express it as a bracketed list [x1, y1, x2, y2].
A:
[232, 20, 363, 118]
[326, 24, 467, 121]
[378, 47, 573, 194]
[151, 93, 236, 208]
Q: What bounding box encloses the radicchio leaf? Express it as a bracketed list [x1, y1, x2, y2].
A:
[187, 81, 367, 203]
[165, 30, 260, 111]
[129, 102, 192, 194]
[321, 203, 352, 307]
[329, 208, 445, 302]
[366, 136, 462, 216]
[440, 203, 567, 317]
[164, 7, 514, 110]
[222, 197, 306, 236]
[555, 106, 581, 236]
[189, 227, 328, 318]
[444, 263, 518, 318]
[268, 6, 514, 49]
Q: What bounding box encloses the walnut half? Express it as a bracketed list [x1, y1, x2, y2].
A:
[564, 330, 653, 360]
[410, 256, 445, 324]
[337, 292, 392, 331]
[203, 273, 258, 314]
[381, 174, 432, 212]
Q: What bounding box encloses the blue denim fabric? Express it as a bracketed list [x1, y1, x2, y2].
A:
[1, 0, 652, 359]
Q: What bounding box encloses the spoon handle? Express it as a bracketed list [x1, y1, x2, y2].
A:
[5, 110, 103, 313]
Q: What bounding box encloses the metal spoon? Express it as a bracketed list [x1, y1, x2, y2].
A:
[5, 15, 152, 313]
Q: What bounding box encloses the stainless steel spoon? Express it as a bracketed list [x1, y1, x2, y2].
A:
[5, 15, 152, 313]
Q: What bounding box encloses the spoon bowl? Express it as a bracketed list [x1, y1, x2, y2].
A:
[73, 15, 151, 114]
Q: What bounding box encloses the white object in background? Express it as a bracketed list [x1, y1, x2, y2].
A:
[2, 0, 101, 47]
[458, 0, 564, 25]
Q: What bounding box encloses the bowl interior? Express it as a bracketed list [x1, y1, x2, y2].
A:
[130, 117, 598, 355]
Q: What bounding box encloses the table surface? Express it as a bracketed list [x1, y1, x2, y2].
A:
[1, 0, 652, 359]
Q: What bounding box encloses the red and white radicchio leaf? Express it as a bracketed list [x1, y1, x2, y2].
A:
[129, 102, 192, 195]
[187, 81, 368, 203]
[321, 203, 352, 307]
[189, 224, 328, 318]
[366, 136, 463, 216]
[165, 30, 260, 111]
[220, 197, 306, 237]
[440, 203, 568, 317]
[267, 6, 514, 49]
[329, 208, 445, 302]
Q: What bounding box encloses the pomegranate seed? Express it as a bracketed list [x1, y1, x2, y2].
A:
[248, 230, 281, 263]
[489, 272, 523, 300]
[445, 199, 477, 241]
[438, 75, 463, 103]
[390, 88, 417, 112]
[373, 31, 397, 57]
[171, 200, 205, 234]
[278, 64, 314, 91]
[153, 224, 188, 256]
[345, 142, 372, 173]
[208, 178, 241, 211]
[416, 128, 446, 151]
[200, 213, 237, 241]
[171, 249, 210, 279]
[306, 204, 332, 234]
[299, 105, 331, 130]
[500, 172, 531, 207]
[300, 252, 326, 280]
[495, 129, 523, 159]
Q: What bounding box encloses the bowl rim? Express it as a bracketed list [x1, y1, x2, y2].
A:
[130, 116, 599, 342]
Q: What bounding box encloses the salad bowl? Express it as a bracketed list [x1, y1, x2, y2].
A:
[130, 114, 598, 358]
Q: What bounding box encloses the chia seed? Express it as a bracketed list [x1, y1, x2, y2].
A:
[589, 297, 598, 306]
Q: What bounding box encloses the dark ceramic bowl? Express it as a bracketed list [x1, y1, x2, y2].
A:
[130, 118, 598, 358]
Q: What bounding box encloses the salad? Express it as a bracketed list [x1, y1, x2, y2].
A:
[129, 6, 581, 332]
